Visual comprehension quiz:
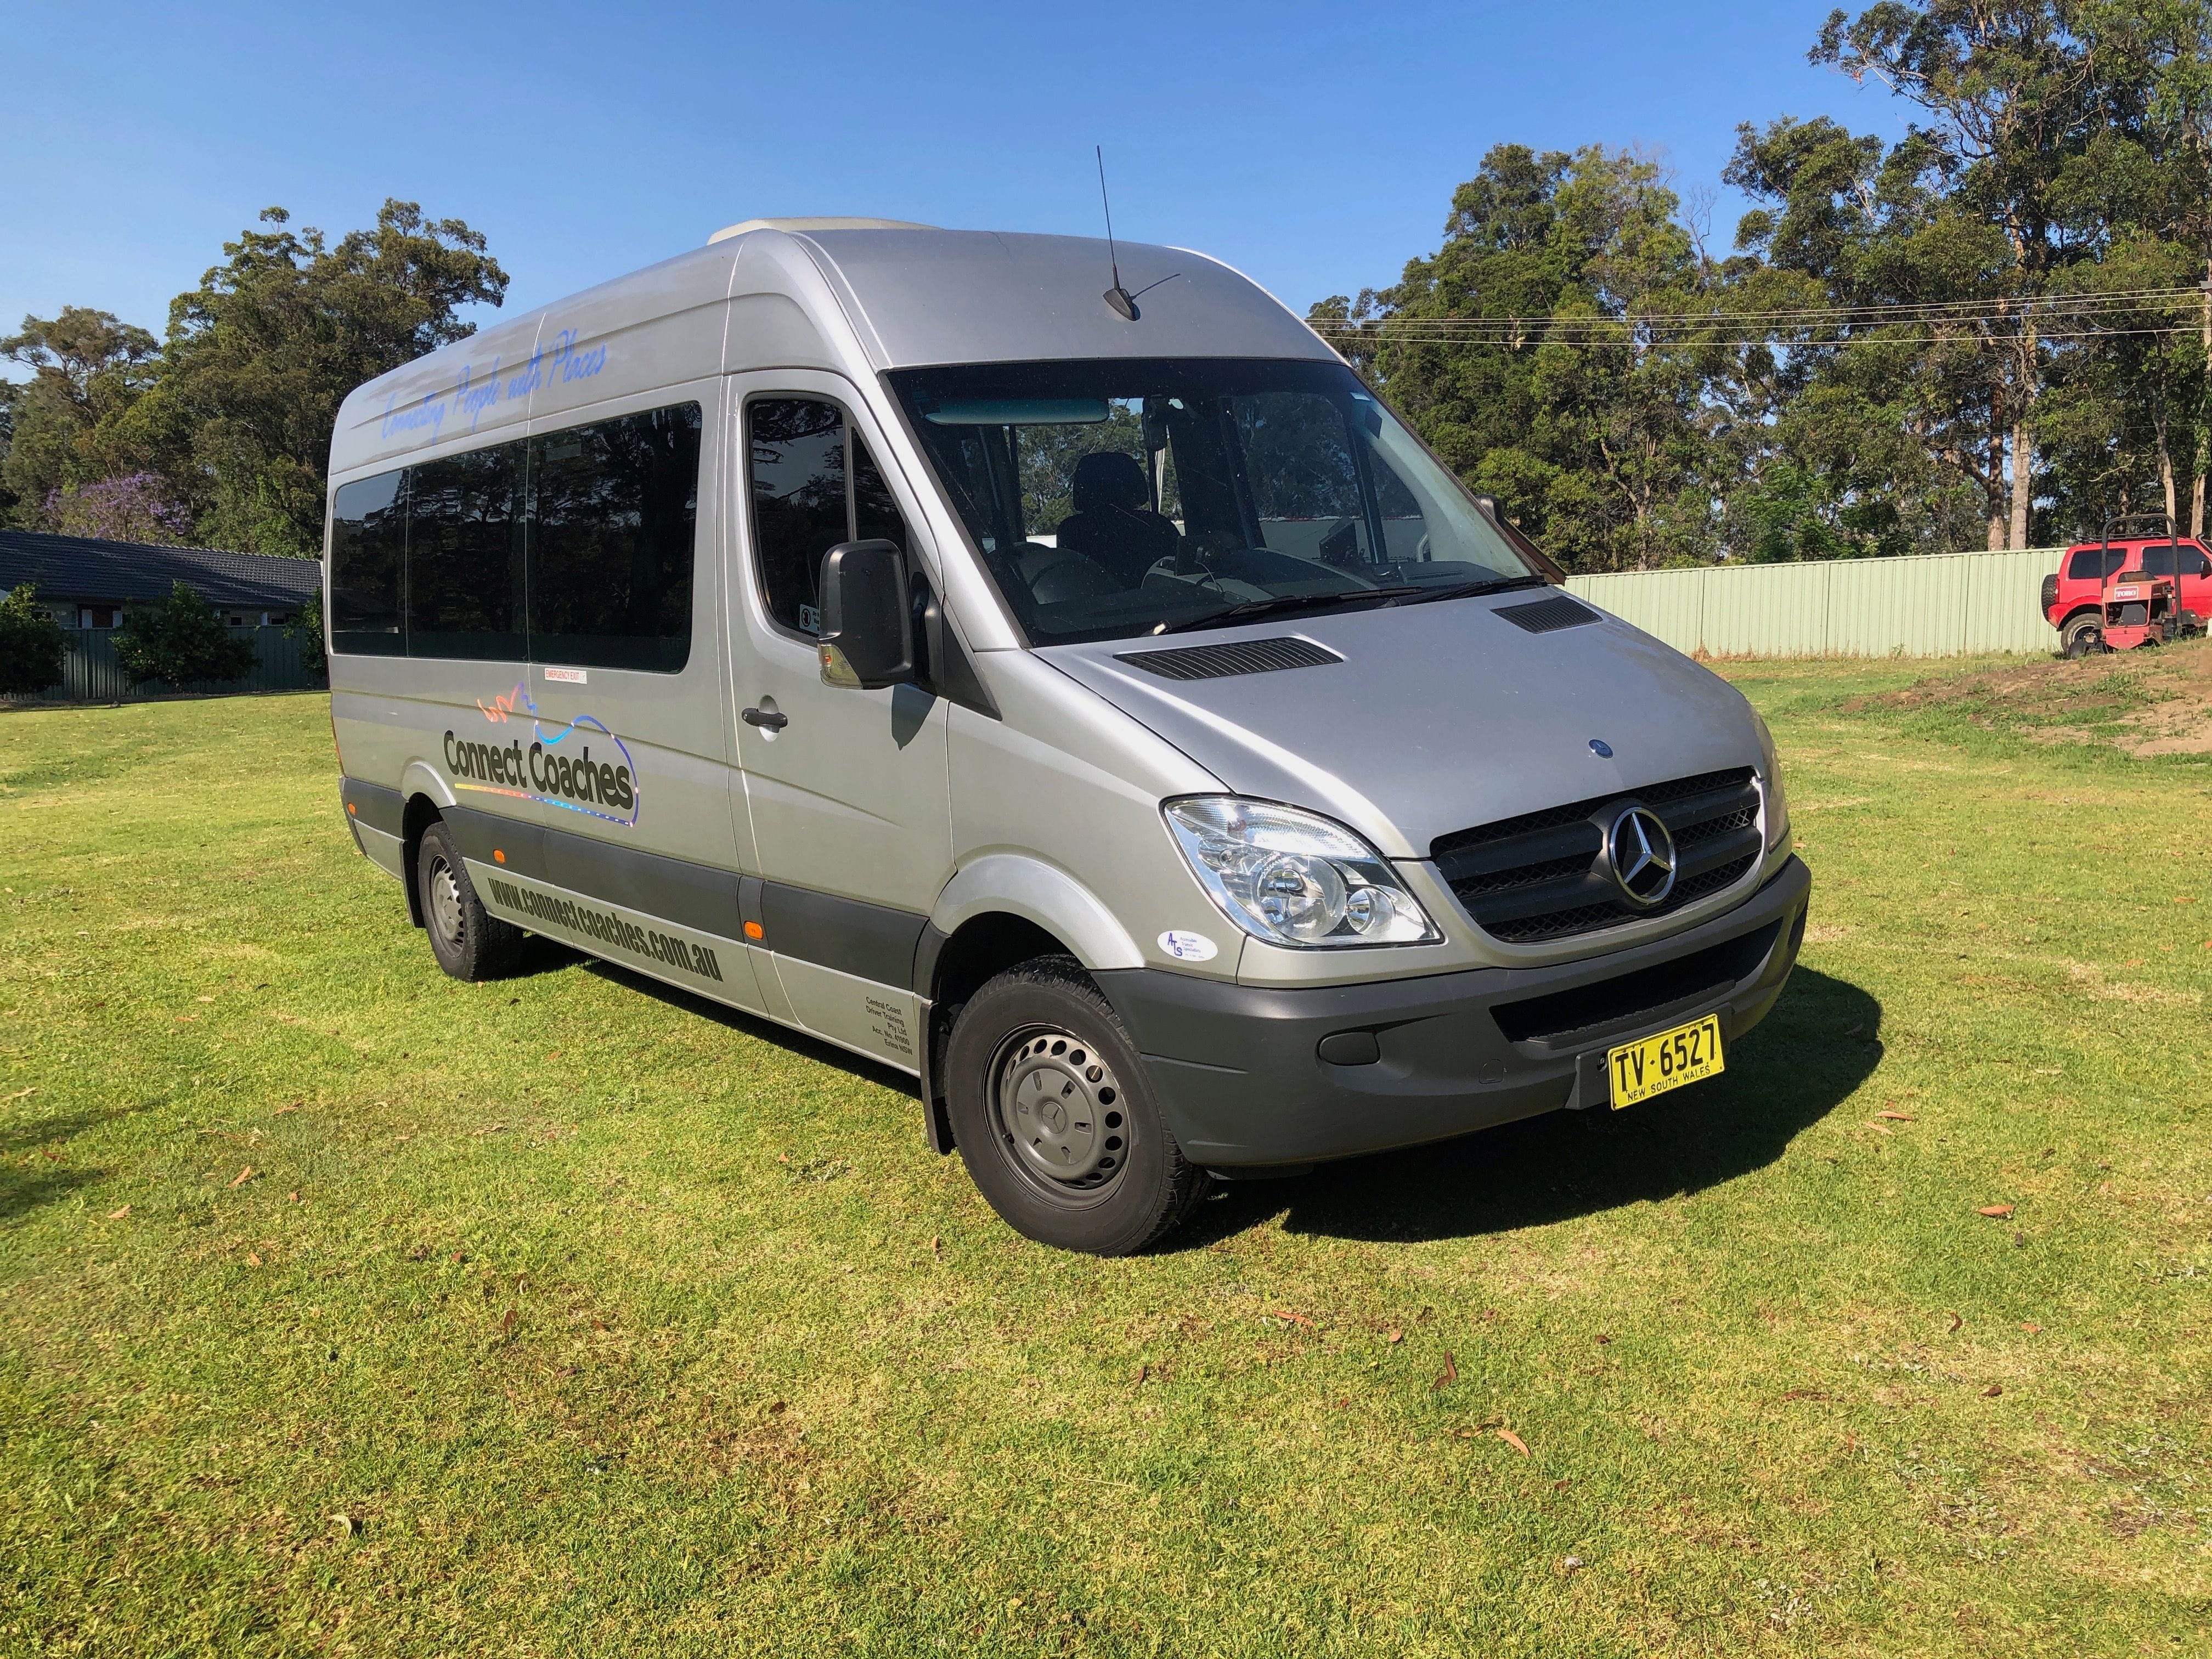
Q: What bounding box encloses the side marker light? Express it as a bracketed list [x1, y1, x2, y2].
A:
[743, 921, 764, 941]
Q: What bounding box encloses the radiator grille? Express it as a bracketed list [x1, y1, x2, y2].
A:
[1115, 636, 1343, 681]
[1431, 767, 1761, 944]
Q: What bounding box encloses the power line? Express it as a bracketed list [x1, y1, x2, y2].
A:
[1310, 283, 2212, 344]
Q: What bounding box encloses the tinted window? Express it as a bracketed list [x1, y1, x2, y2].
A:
[2069, 546, 2131, 582]
[528, 403, 701, 672]
[749, 398, 849, 635]
[407, 444, 524, 659]
[330, 471, 408, 655]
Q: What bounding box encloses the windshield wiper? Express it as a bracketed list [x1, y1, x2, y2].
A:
[1155, 585, 1424, 635]
[1396, 574, 1552, 605]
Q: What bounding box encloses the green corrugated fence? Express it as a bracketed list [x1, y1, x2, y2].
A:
[1564, 546, 2068, 658]
[4, 625, 320, 704]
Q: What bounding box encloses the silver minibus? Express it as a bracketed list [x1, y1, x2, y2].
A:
[325, 218, 1809, 1253]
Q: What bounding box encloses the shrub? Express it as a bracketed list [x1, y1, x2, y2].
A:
[112, 582, 256, 688]
[0, 583, 68, 696]
[285, 591, 327, 682]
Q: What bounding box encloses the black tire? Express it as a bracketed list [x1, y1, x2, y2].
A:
[415, 819, 523, 981]
[945, 957, 1211, 1255]
[2061, 613, 2104, 658]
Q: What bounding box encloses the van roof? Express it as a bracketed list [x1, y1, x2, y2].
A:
[330, 224, 1333, 480]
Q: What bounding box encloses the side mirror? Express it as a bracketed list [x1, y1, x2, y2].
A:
[816, 540, 912, 689]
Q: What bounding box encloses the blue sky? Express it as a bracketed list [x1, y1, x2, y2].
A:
[3, 1, 1914, 348]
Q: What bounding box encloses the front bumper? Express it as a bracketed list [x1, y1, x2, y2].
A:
[1096, 856, 1810, 1169]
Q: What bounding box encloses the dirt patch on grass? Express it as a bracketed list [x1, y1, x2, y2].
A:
[1843, 638, 2212, 755]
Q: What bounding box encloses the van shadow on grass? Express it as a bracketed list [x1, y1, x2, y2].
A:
[1178, 966, 1881, 1249]
[1, 1110, 112, 1224]
[539, 943, 1877, 1249]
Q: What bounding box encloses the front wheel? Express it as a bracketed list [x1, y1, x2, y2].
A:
[945, 958, 1211, 1255]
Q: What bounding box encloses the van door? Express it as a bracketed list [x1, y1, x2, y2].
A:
[727, 375, 951, 1071]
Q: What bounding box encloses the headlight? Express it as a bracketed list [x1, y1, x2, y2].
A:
[1753, 712, 1790, 851]
[1163, 797, 1441, 949]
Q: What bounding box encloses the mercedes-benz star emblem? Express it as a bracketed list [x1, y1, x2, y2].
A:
[1606, 806, 1676, 906]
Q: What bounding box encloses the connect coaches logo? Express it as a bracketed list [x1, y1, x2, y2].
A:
[443, 682, 640, 827]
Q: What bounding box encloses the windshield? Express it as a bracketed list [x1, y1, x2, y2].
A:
[887, 358, 1548, 646]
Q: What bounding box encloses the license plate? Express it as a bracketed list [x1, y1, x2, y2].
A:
[1607, 1013, 1724, 1109]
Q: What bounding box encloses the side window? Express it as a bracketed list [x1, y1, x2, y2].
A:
[2142, 544, 2177, 577]
[749, 398, 848, 635]
[2067, 547, 2106, 582]
[330, 471, 407, 655]
[528, 402, 701, 673]
[406, 442, 524, 660]
[746, 399, 911, 636]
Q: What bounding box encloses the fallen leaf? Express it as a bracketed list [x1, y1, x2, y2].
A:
[228, 1166, 254, 1187]
[1561, 1554, 1583, 1572]
[1868, 1122, 1893, 1136]
[1269, 1309, 1314, 1328]
[1982, 1384, 2002, 1397]
[3, 1087, 35, 1102]
[246, 1252, 262, 1267]
[501, 1307, 516, 1336]
[2179, 896, 2199, 905]
[1133, 1364, 1149, 1386]
[1977, 1204, 2015, 1218]
[195, 995, 215, 1003]
[1386, 1328, 1403, 1345]
[1876, 1110, 1915, 1122]
[1947, 1311, 1963, 1333]
[329, 1511, 359, 1538]
[1432, 1352, 1459, 1391]
[273, 1105, 296, 1115]
[765, 1400, 786, 1414]
[287, 1191, 299, 1203]
[930, 1234, 942, 1257]
[450, 1250, 465, 1263]
[1553, 1477, 1572, 1490]
[2019, 1322, 2042, 1334]
[1594, 1333, 1613, 1345]
[105, 1205, 131, 1220]
[1497, 1427, 1530, 1455]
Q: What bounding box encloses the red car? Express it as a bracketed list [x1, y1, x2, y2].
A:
[2042, 524, 2212, 656]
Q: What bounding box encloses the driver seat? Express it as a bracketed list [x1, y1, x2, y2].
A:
[1055, 452, 1182, 586]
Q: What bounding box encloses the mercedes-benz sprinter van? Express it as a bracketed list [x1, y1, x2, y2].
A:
[325, 219, 1809, 1254]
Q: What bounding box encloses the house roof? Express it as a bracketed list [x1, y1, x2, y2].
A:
[0, 530, 321, 610]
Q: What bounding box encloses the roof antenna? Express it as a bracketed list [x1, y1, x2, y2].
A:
[1097, 146, 1138, 321]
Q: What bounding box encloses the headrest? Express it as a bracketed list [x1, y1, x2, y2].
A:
[1071, 449, 1148, 514]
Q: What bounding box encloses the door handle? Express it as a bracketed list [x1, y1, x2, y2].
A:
[741, 706, 788, 731]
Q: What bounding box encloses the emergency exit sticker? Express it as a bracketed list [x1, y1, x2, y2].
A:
[542, 667, 588, 684]
[1158, 930, 1218, 962]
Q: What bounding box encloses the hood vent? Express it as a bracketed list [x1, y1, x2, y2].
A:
[1496, 595, 1599, 634]
[1115, 636, 1344, 681]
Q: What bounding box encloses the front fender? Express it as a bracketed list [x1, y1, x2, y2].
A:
[930, 853, 1144, 971]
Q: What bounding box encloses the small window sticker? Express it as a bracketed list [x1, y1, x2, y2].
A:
[1158, 930, 1218, 962]
[542, 666, 588, 684]
[798, 603, 821, 635]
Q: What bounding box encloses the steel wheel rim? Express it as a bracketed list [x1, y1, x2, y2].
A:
[990, 1024, 1130, 1203]
[427, 853, 465, 946]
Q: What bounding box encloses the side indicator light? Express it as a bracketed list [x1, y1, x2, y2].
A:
[743, 921, 764, 940]
[493, 849, 506, 864]
[346, 802, 357, 815]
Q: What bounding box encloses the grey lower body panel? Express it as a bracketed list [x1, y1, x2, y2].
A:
[1095, 857, 1811, 1169]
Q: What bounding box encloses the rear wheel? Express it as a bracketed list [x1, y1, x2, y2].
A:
[2061, 613, 2104, 658]
[945, 957, 1210, 1255]
[415, 820, 523, 981]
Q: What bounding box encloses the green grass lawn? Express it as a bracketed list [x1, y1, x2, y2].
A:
[3, 661, 2208, 1657]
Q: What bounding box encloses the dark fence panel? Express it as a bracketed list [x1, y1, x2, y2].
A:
[3, 626, 323, 704]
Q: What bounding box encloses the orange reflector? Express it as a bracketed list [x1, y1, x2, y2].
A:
[743, 921, 764, 940]
[346, 802, 357, 814]
[493, 849, 506, 864]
